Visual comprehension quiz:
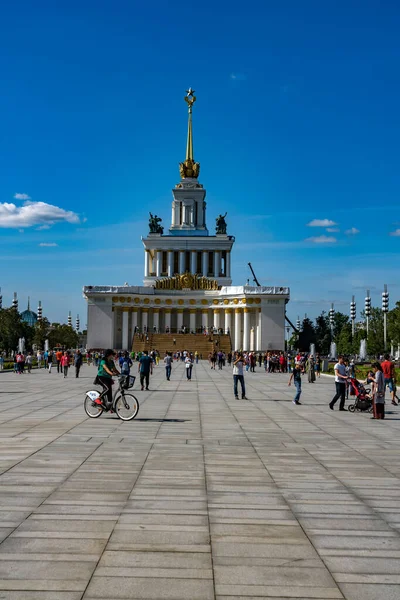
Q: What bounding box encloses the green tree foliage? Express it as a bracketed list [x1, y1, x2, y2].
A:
[48, 324, 79, 350]
[388, 301, 400, 345]
[333, 312, 350, 339]
[298, 317, 316, 351]
[337, 322, 353, 355]
[32, 318, 51, 350]
[362, 307, 384, 356]
[315, 312, 331, 354]
[0, 308, 34, 354]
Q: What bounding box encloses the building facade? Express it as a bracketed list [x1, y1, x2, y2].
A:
[84, 90, 289, 351]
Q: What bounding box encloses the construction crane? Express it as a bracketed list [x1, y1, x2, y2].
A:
[247, 262, 298, 333]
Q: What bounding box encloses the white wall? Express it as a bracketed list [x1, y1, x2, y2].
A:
[260, 301, 286, 351]
[87, 302, 113, 349]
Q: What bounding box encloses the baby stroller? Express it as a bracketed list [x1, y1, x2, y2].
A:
[347, 378, 373, 413]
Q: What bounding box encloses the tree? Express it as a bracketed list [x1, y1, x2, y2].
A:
[298, 317, 316, 351]
[0, 308, 28, 354]
[361, 307, 384, 357]
[315, 312, 331, 355]
[388, 302, 400, 346]
[48, 324, 79, 350]
[333, 312, 350, 340]
[337, 322, 353, 355]
[32, 318, 51, 350]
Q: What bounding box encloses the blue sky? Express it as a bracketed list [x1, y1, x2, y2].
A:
[1, 0, 399, 326]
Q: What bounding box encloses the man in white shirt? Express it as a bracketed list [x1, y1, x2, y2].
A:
[233, 352, 247, 400]
[329, 355, 348, 411]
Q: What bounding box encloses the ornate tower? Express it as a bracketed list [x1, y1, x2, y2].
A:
[169, 88, 208, 236]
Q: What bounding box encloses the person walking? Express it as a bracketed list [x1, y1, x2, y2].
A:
[74, 350, 83, 378]
[25, 352, 33, 374]
[288, 361, 302, 405]
[233, 352, 247, 400]
[195, 351, 199, 364]
[138, 350, 153, 391]
[37, 351, 42, 369]
[0, 354, 3, 371]
[56, 349, 63, 374]
[61, 351, 70, 378]
[315, 354, 321, 378]
[306, 355, 316, 383]
[47, 351, 53, 373]
[381, 354, 398, 406]
[371, 362, 386, 419]
[164, 352, 172, 380]
[185, 354, 193, 380]
[329, 355, 348, 411]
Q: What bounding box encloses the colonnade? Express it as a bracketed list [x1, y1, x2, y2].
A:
[144, 249, 231, 279]
[117, 306, 262, 351]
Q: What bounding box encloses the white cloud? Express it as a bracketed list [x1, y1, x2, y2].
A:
[345, 227, 360, 235]
[36, 224, 51, 230]
[389, 229, 400, 237]
[0, 201, 80, 228]
[14, 193, 31, 200]
[326, 227, 339, 232]
[230, 72, 246, 81]
[305, 235, 337, 244]
[307, 219, 337, 227]
[39, 242, 58, 247]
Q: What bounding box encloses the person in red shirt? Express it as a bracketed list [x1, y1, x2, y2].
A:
[381, 354, 398, 406]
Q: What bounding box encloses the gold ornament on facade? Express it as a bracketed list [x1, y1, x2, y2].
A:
[165, 299, 172, 305]
[119, 297, 125, 303]
[255, 298, 261, 304]
[126, 297, 131, 303]
[134, 297, 140, 303]
[154, 273, 219, 291]
[223, 299, 229, 305]
[144, 298, 150, 304]
[112, 296, 118, 302]
[247, 298, 254, 304]
[154, 298, 161, 304]
[213, 299, 219, 305]
[178, 299, 184, 305]
[179, 88, 200, 179]
[233, 298, 239, 304]
[241, 298, 247, 304]
[201, 299, 208, 305]
[189, 299, 196, 305]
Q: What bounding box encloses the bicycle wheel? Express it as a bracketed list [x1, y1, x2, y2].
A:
[84, 390, 104, 418]
[114, 393, 139, 421]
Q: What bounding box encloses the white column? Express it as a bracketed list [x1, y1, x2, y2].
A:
[164, 310, 171, 331]
[202, 309, 209, 330]
[167, 251, 174, 276]
[153, 309, 160, 332]
[243, 308, 250, 351]
[156, 250, 162, 277]
[250, 327, 255, 352]
[179, 251, 186, 274]
[225, 309, 232, 334]
[226, 251, 231, 277]
[122, 310, 129, 350]
[202, 251, 208, 276]
[189, 309, 196, 332]
[256, 308, 262, 350]
[171, 202, 176, 226]
[142, 309, 148, 332]
[213, 309, 220, 331]
[190, 251, 197, 274]
[177, 309, 184, 330]
[144, 250, 150, 277]
[214, 251, 221, 278]
[234, 309, 242, 350]
[131, 308, 138, 335]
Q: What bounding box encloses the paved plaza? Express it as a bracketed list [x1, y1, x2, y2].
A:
[0, 362, 400, 599]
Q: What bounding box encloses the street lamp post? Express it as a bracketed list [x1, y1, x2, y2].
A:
[382, 284, 389, 351]
[365, 290, 371, 336]
[350, 296, 356, 337]
[329, 303, 335, 337]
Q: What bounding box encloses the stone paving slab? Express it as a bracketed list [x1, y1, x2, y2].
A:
[1, 361, 400, 598]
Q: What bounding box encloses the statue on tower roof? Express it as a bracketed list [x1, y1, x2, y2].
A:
[179, 88, 201, 179]
[149, 213, 164, 234]
[216, 212, 228, 234]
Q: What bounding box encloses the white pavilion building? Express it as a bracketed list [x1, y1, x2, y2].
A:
[84, 90, 289, 351]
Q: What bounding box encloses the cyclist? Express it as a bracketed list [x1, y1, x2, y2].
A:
[96, 349, 120, 407]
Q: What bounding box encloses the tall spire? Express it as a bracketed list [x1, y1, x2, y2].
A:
[179, 88, 200, 179]
[27, 296, 30, 311]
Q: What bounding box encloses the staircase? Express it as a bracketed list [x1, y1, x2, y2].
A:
[132, 333, 232, 357]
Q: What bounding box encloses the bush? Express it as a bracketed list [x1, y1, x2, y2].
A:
[326, 363, 372, 379]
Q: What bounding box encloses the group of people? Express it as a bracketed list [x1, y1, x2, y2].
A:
[11, 349, 84, 378]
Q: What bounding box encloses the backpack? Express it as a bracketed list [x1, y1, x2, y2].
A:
[121, 360, 130, 374]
